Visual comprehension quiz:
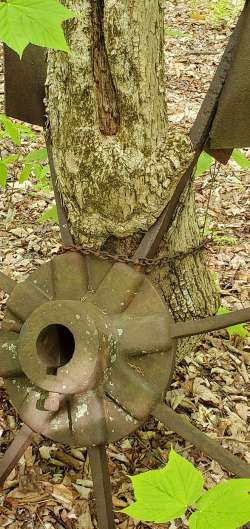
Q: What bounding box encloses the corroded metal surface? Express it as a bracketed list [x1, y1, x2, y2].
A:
[0, 253, 175, 447]
[190, 0, 247, 152]
[171, 306, 250, 338]
[4, 44, 46, 126]
[0, 425, 35, 486]
[0, 271, 16, 294]
[89, 446, 116, 529]
[154, 403, 250, 478]
[210, 0, 250, 148]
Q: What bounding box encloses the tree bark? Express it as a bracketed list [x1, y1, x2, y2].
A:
[46, 0, 219, 363]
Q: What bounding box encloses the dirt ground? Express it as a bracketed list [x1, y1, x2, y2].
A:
[0, 2, 249, 528]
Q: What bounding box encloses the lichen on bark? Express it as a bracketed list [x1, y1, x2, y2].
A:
[46, 0, 219, 363]
[46, 0, 193, 246]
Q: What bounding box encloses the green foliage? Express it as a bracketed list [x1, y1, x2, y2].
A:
[0, 0, 76, 57]
[231, 149, 250, 169]
[122, 449, 250, 528]
[212, 233, 237, 246]
[196, 148, 250, 178]
[122, 449, 204, 523]
[195, 152, 214, 177]
[189, 480, 250, 529]
[209, 0, 244, 24]
[0, 117, 50, 191]
[165, 27, 189, 38]
[206, 228, 237, 246]
[0, 114, 35, 145]
[189, 0, 243, 25]
[39, 205, 58, 224]
[217, 307, 250, 337]
[0, 116, 57, 224]
[0, 160, 8, 188]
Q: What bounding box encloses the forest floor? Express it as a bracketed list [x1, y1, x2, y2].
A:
[0, 1, 249, 528]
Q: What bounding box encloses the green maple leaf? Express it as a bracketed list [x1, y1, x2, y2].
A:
[122, 449, 204, 523]
[189, 479, 250, 529]
[0, 0, 76, 57]
[217, 307, 250, 338]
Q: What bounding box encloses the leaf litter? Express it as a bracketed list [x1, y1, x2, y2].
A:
[0, 1, 249, 528]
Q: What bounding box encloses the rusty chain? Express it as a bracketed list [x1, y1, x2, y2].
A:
[60, 237, 212, 272]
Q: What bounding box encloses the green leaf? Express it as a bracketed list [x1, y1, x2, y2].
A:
[2, 154, 18, 164]
[0, 115, 20, 145]
[19, 164, 32, 184]
[0, 0, 76, 57]
[24, 148, 48, 163]
[217, 307, 250, 338]
[231, 149, 250, 169]
[39, 205, 58, 223]
[0, 161, 8, 188]
[32, 163, 43, 179]
[165, 27, 189, 38]
[122, 449, 204, 523]
[189, 479, 250, 529]
[195, 152, 214, 177]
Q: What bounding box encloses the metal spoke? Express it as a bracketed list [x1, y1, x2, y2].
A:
[0, 425, 34, 486]
[46, 135, 73, 247]
[0, 271, 16, 295]
[153, 403, 250, 478]
[171, 307, 250, 338]
[88, 445, 116, 529]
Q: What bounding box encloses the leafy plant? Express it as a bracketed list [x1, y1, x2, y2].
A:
[39, 205, 58, 224]
[209, 0, 243, 25]
[203, 226, 237, 246]
[195, 148, 250, 178]
[0, 0, 76, 57]
[165, 27, 189, 38]
[121, 449, 250, 528]
[0, 116, 50, 191]
[195, 152, 214, 177]
[231, 149, 250, 169]
[217, 306, 250, 338]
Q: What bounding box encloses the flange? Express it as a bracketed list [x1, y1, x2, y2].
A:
[0, 252, 176, 447]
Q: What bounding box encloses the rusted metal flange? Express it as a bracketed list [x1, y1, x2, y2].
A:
[0, 253, 175, 447]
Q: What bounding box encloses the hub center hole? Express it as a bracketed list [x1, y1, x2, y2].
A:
[36, 324, 75, 376]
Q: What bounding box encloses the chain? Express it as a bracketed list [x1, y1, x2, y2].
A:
[60, 237, 212, 272]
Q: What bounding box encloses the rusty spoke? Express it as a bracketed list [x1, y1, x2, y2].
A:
[0, 271, 16, 295]
[88, 445, 116, 529]
[0, 425, 34, 486]
[171, 307, 250, 338]
[113, 313, 172, 356]
[153, 403, 250, 478]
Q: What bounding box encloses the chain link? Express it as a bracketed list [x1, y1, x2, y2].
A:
[60, 237, 211, 272]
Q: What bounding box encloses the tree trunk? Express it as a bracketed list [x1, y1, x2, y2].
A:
[46, 0, 219, 363]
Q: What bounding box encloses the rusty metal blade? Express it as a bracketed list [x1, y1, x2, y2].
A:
[209, 0, 250, 148]
[153, 403, 250, 478]
[46, 135, 73, 246]
[171, 307, 250, 338]
[190, 1, 247, 151]
[0, 425, 34, 486]
[88, 445, 116, 529]
[0, 271, 16, 295]
[4, 44, 46, 126]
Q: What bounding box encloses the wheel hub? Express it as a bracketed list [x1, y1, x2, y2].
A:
[0, 252, 176, 447]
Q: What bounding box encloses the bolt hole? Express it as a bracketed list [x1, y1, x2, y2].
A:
[36, 324, 75, 376]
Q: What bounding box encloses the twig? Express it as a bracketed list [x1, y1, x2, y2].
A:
[202, 161, 220, 236]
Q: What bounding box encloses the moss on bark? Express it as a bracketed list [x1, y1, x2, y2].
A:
[46, 0, 219, 363]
